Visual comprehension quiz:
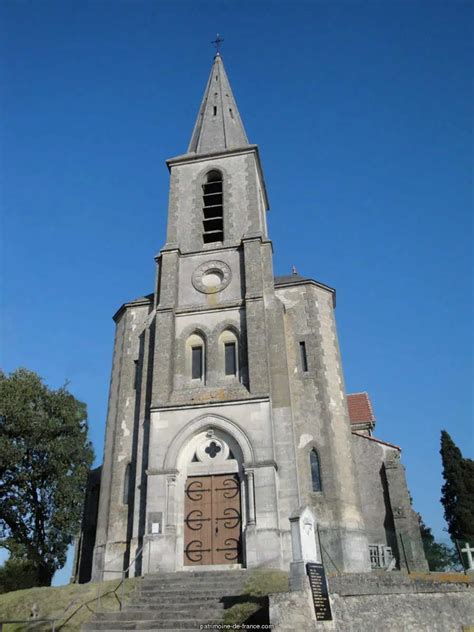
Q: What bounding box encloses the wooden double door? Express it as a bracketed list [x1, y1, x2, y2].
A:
[184, 474, 242, 566]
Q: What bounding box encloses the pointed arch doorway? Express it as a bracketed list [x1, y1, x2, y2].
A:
[182, 429, 243, 566]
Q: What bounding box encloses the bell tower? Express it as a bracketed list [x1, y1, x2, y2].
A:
[151, 51, 273, 410]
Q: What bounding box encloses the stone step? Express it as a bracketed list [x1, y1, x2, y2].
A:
[140, 575, 248, 587]
[129, 593, 227, 608]
[139, 579, 245, 588]
[144, 569, 247, 579]
[138, 581, 247, 593]
[84, 570, 251, 631]
[122, 599, 225, 614]
[136, 586, 243, 599]
[138, 591, 243, 599]
[94, 608, 223, 621]
[83, 619, 223, 630]
[139, 574, 248, 583]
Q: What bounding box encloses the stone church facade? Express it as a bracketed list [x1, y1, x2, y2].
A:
[75, 53, 427, 582]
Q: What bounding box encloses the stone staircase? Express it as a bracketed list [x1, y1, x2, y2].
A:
[83, 569, 250, 631]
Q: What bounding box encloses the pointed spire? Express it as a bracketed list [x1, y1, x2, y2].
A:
[188, 54, 249, 154]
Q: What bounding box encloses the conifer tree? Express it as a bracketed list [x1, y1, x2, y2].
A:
[440, 430, 474, 545]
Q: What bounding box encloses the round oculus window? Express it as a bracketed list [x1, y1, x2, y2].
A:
[192, 260, 232, 294]
[202, 270, 224, 287]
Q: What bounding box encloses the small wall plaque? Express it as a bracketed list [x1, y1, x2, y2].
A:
[148, 511, 163, 535]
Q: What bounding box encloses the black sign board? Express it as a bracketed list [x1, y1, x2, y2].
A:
[306, 562, 332, 621]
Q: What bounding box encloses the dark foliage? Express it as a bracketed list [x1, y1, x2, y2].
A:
[0, 369, 94, 587]
[440, 430, 474, 545]
[418, 517, 461, 571]
[0, 557, 39, 594]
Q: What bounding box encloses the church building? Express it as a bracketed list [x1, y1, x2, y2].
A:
[76, 53, 427, 582]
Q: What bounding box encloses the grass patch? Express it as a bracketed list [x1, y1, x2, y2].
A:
[243, 568, 289, 597]
[222, 568, 289, 625]
[222, 601, 262, 625]
[0, 577, 140, 631]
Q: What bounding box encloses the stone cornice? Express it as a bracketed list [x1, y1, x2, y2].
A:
[146, 468, 179, 477]
[244, 460, 278, 471]
[151, 395, 270, 413]
[275, 278, 337, 308]
[112, 295, 154, 322]
[174, 301, 245, 316]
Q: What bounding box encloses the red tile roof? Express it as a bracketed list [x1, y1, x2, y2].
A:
[347, 392, 375, 425]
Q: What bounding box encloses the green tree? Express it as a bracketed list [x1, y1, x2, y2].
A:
[0, 556, 38, 594]
[440, 430, 474, 545]
[0, 369, 94, 586]
[418, 517, 460, 571]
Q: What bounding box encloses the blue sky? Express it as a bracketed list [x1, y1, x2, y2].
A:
[1, 1, 472, 584]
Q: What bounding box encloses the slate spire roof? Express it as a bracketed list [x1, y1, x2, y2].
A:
[188, 53, 249, 154]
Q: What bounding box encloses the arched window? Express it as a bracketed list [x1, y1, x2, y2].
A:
[187, 332, 206, 382]
[219, 329, 239, 377]
[123, 463, 131, 505]
[202, 170, 223, 244]
[310, 449, 322, 492]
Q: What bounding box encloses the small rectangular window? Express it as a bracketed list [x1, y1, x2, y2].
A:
[123, 463, 130, 504]
[192, 346, 203, 380]
[300, 341, 308, 372]
[225, 342, 237, 376]
[133, 360, 139, 390]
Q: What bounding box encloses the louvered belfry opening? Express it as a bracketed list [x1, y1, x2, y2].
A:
[202, 170, 224, 243]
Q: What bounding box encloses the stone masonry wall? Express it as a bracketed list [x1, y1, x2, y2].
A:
[276, 281, 369, 572]
[270, 573, 474, 631]
[351, 433, 398, 550]
[92, 299, 152, 579]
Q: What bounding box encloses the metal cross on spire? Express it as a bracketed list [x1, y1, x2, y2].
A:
[211, 34, 224, 54]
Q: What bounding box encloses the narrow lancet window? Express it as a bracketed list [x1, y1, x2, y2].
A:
[202, 170, 224, 243]
[188, 332, 206, 383]
[123, 463, 131, 504]
[192, 346, 204, 380]
[310, 449, 322, 492]
[220, 329, 239, 378]
[133, 359, 139, 390]
[225, 342, 237, 376]
[300, 341, 308, 372]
